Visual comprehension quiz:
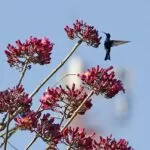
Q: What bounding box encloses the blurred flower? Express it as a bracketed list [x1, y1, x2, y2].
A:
[62, 127, 133, 150]
[62, 127, 95, 150]
[59, 84, 92, 117]
[14, 111, 41, 130]
[0, 85, 32, 114]
[64, 20, 102, 48]
[5, 36, 54, 70]
[36, 113, 61, 149]
[94, 135, 133, 150]
[15, 112, 61, 149]
[40, 83, 92, 118]
[40, 87, 62, 110]
[78, 66, 125, 98]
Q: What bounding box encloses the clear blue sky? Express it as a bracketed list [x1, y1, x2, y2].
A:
[0, 0, 149, 149]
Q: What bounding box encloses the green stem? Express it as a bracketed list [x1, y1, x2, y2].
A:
[29, 40, 82, 98]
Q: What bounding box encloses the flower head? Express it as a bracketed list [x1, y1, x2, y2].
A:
[62, 127, 133, 150]
[14, 111, 41, 130]
[5, 36, 54, 70]
[62, 127, 95, 149]
[36, 113, 61, 148]
[40, 84, 92, 118]
[64, 20, 102, 48]
[0, 85, 32, 114]
[94, 135, 133, 150]
[40, 87, 62, 110]
[15, 112, 61, 149]
[78, 66, 125, 98]
[59, 84, 92, 117]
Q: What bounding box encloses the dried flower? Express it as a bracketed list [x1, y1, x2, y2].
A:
[5, 36, 54, 70]
[0, 85, 32, 114]
[78, 66, 125, 98]
[64, 20, 101, 48]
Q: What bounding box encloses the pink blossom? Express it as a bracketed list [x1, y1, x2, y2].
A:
[40, 84, 92, 118]
[5, 36, 54, 70]
[78, 66, 125, 98]
[0, 85, 32, 114]
[64, 20, 102, 48]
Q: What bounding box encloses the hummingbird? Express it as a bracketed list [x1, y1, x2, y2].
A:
[103, 32, 130, 61]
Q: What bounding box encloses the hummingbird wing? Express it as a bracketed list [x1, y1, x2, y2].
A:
[111, 40, 130, 47]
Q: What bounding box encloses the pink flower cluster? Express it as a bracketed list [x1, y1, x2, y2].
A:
[64, 20, 102, 48]
[36, 113, 61, 148]
[5, 36, 54, 70]
[0, 20, 133, 149]
[40, 84, 92, 118]
[15, 112, 61, 149]
[14, 111, 40, 130]
[62, 127, 95, 149]
[95, 135, 133, 150]
[15, 112, 133, 150]
[0, 85, 31, 114]
[62, 127, 133, 150]
[78, 66, 125, 98]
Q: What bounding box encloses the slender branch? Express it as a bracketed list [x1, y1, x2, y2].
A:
[60, 106, 68, 126]
[60, 114, 65, 127]
[0, 113, 8, 132]
[0, 136, 18, 150]
[8, 108, 22, 124]
[67, 145, 72, 150]
[52, 73, 76, 87]
[29, 40, 83, 98]
[18, 59, 28, 86]
[25, 135, 38, 150]
[0, 129, 17, 149]
[2, 113, 8, 124]
[60, 90, 94, 132]
[36, 104, 42, 112]
[4, 113, 11, 150]
[0, 127, 18, 138]
[7, 141, 18, 150]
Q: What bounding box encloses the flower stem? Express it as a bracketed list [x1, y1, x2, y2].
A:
[4, 113, 10, 150]
[29, 40, 83, 98]
[0, 127, 18, 149]
[60, 90, 94, 132]
[52, 73, 76, 87]
[0, 127, 18, 138]
[0, 136, 18, 150]
[18, 59, 28, 86]
[25, 135, 38, 150]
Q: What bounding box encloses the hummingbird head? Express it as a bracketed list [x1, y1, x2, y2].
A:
[102, 31, 111, 38]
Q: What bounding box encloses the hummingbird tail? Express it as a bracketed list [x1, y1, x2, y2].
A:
[104, 50, 111, 61]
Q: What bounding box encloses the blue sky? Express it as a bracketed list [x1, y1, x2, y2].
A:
[0, 0, 150, 149]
